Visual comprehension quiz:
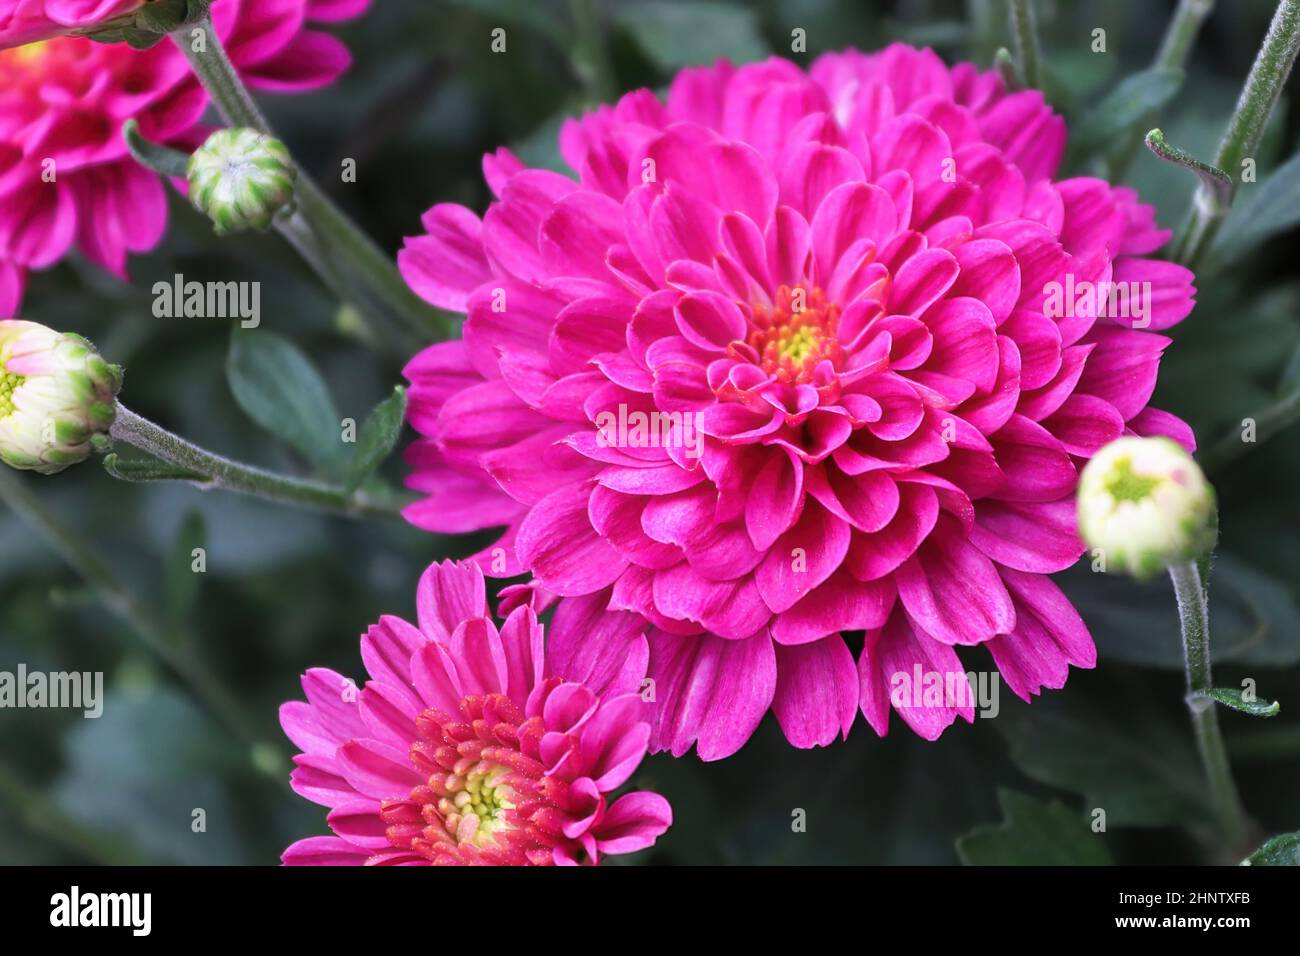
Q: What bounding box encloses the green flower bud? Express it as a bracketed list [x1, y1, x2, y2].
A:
[78, 1, 214, 50]
[0, 321, 123, 475]
[1077, 436, 1217, 579]
[187, 128, 297, 235]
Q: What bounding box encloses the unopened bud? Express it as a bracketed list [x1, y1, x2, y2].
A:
[1077, 436, 1216, 579]
[187, 128, 297, 235]
[0, 321, 122, 475]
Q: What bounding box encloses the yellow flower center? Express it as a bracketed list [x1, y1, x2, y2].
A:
[0, 371, 25, 419]
[435, 760, 516, 847]
[1105, 456, 1163, 502]
[739, 285, 843, 384]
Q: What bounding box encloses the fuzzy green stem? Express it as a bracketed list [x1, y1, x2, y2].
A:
[172, 16, 446, 346]
[1168, 560, 1250, 850]
[0, 468, 269, 756]
[993, 47, 1023, 92]
[109, 405, 408, 519]
[1176, 0, 1300, 267]
[1007, 0, 1043, 90]
[1109, 0, 1216, 179]
[1156, 0, 1217, 68]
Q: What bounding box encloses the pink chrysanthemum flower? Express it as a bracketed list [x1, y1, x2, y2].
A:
[0, 0, 369, 315]
[280, 560, 672, 866]
[398, 46, 1197, 759]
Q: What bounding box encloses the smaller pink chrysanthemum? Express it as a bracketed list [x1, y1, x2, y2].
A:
[280, 560, 672, 866]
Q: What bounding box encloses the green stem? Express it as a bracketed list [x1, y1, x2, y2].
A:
[0, 468, 268, 756]
[1176, 0, 1300, 268]
[1109, 0, 1215, 180]
[1156, 0, 1217, 68]
[993, 47, 1023, 92]
[172, 15, 446, 347]
[967, 0, 1003, 66]
[1007, 0, 1043, 90]
[109, 405, 408, 519]
[1168, 560, 1250, 850]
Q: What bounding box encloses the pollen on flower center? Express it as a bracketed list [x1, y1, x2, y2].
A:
[1104, 457, 1164, 502]
[436, 760, 516, 845]
[380, 692, 555, 864]
[740, 285, 843, 384]
[0, 370, 25, 419]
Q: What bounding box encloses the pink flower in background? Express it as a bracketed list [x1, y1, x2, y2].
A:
[399, 45, 1197, 759]
[280, 560, 671, 866]
[0, 0, 370, 316]
[0, 0, 144, 49]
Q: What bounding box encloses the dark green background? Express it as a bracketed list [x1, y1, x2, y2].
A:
[3, 0, 1299, 865]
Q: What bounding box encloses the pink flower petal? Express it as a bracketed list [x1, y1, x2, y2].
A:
[895, 516, 1016, 645]
[772, 636, 858, 747]
[398, 204, 490, 310]
[647, 628, 776, 761]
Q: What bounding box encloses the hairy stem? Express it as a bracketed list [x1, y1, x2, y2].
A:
[109, 405, 407, 519]
[1109, 0, 1216, 179]
[1168, 560, 1250, 850]
[173, 15, 446, 346]
[1176, 0, 1300, 267]
[1007, 0, 1043, 90]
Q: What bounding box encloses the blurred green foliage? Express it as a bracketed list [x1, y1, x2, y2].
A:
[4, 0, 1300, 866]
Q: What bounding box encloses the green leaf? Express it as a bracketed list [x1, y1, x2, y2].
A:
[122, 118, 190, 179]
[1143, 129, 1231, 206]
[164, 510, 206, 625]
[103, 453, 208, 484]
[1214, 149, 1300, 264]
[614, 1, 767, 71]
[957, 790, 1112, 865]
[1197, 687, 1280, 718]
[1241, 831, 1300, 865]
[997, 672, 1214, 829]
[226, 331, 346, 478]
[1073, 68, 1183, 156]
[345, 386, 407, 494]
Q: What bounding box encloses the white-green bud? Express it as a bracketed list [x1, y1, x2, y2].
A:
[0, 321, 122, 475]
[187, 128, 297, 235]
[1077, 436, 1216, 579]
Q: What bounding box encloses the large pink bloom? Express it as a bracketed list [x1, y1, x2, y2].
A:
[399, 46, 1197, 759]
[0, 0, 369, 316]
[280, 560, 672, 866]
